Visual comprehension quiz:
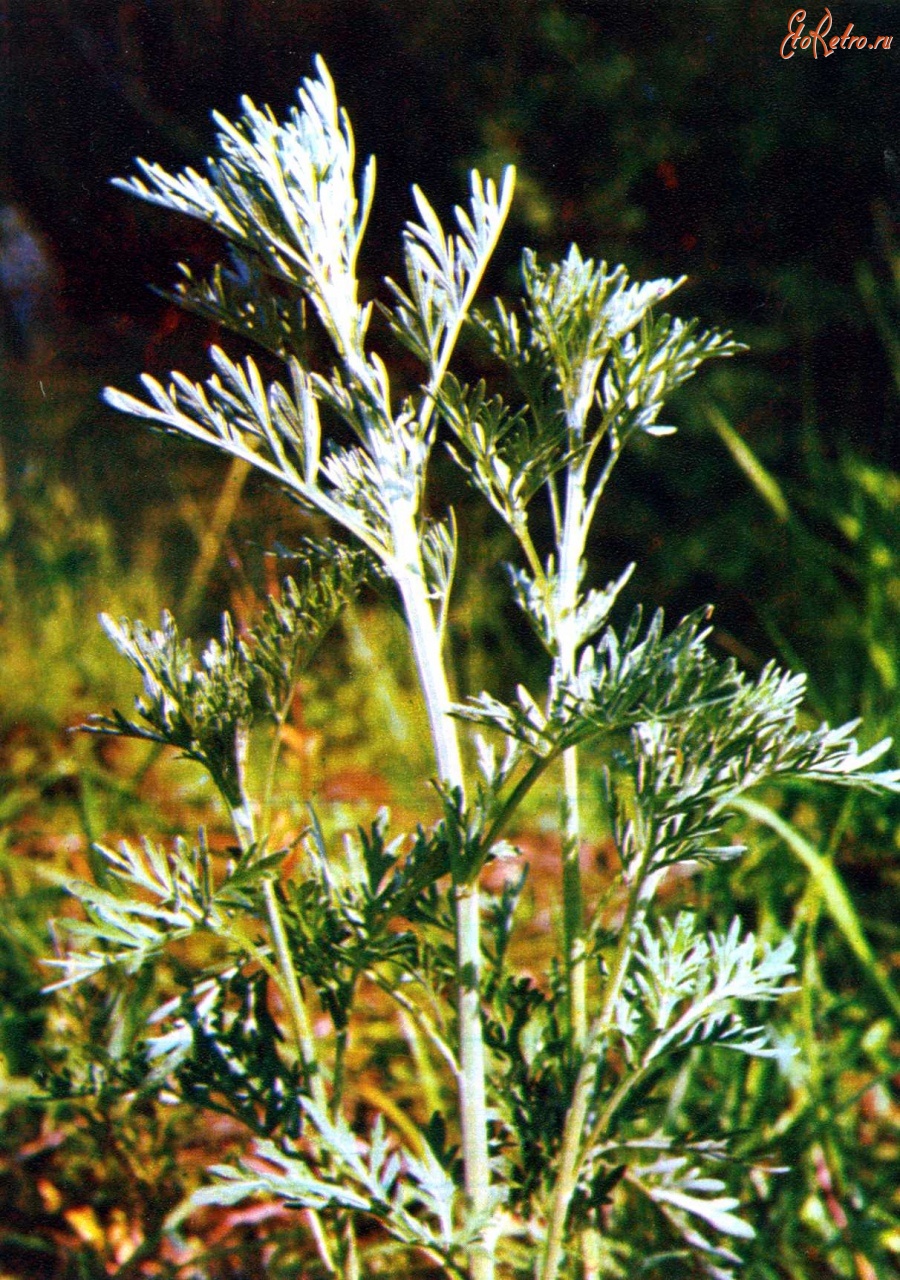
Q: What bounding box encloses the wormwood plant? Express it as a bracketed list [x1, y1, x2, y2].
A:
[46, 60, 900, 1280]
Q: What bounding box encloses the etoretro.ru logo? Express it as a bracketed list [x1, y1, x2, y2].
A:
[780, 8, 893, 58]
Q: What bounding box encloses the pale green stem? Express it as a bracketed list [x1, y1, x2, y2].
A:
[556, 460, 589, 1045]
[553, 437, 622, 1280]
[392, 560, 464, 787]
[582, 439, 623, 535]
[546, 472, 562, 544]
[541, 845, 651, 1280]
[398, 1008, 447, 1120]
[454, 879, 492, 1278]
[555, 454, 597, 1275]
[587, 1060, 653, 1156]
[512, 512, 546, 591]
[562, 748, 586, 1047]
[563, 742, 603, 1279]
[391, 536, 492, 1280]
[554, 432, 627, 1045]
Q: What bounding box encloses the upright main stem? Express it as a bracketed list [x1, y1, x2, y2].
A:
[562, 746, 587, 1044]
[556, 462, 588, 1046]
[562, 738, 602, 1279]
[393, 544, 493, 1280]
[555, 456, 600, 1277]
[562, 740, 604, 1280]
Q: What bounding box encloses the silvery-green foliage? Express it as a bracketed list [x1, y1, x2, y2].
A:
[617, 914, 797, 1064]
[90, 610, 253, 806]
[277, 807, 459, 1036]
[626, 1147, 754, 1280]
[386, 169, 516, 387]
[87, 545, 368, 802]
[44, 833, 285, 990]
[104, 63, 513, 579]
[113, 58, 376, 355]
[458, 604, 900, 793]
[438, 375, 568, 532]
[48, 56, 900, 1280]
[193, 1104, 484, 1270]
[164, 247, 305, 361]
[146, 968, 306, 1137]
[249, 540, 373, 712]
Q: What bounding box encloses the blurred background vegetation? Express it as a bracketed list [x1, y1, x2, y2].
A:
[1, 2, 899, 1277]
